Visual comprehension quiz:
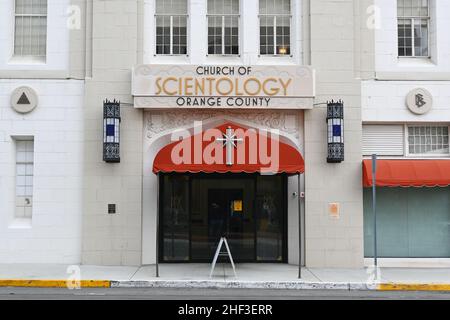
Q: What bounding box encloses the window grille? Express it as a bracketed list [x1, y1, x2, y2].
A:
[407, 125, 449, 155]
[397, 0, 430, 57]
[207, 0, 240, 55]
[14, 0, 47, 57]
[259, 0, 291, 56]
[155, 0, 188, 55]
[15, 139, 34, 219]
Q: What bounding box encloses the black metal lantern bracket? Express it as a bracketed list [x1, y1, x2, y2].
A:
[103, 99, 121, 163]
[326, 100, 345, 163]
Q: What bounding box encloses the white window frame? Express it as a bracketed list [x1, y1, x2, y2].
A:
[258, 0, 292, 57]
[397, 0, 431, 58]
[206, 0, 240, 56]
[13, 0, 48, 58]
[154, 0, 189, 56]
[405, 124, 450, 158]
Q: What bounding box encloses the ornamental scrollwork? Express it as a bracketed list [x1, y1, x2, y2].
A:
[145, 111, 300, 141]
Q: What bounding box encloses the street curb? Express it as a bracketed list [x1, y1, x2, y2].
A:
[1, 280, 450, 291]
[0, 280, 110, 288]
[378, 283, 450, 292]
[111, 280, 371, 291]
[0, 279, 359, 290]
[111, 281, 450, 291]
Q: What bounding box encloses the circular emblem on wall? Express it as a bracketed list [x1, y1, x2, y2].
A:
[406, 88, 433, 115]
[10, 86, 38, 114]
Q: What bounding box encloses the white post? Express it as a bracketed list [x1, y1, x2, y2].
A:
[156, 172, 160, 277]
[298, 173, 302, 279]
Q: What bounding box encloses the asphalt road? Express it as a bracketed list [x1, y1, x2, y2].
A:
[1, 287, 450, 300]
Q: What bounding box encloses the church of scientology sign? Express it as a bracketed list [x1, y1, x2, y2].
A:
[132, 65, 315, 109]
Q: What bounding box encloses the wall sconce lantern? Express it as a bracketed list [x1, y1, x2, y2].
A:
[103, 99, 121, 163]
[327, 100, 344, 163]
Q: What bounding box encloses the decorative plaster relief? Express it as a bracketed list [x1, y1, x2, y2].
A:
[145, 110, 301, 142]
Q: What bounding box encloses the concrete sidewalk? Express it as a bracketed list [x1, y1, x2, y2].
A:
[0, 263, 450, 291]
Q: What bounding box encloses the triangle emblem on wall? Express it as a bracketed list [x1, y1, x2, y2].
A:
[17, 92, 30, 105]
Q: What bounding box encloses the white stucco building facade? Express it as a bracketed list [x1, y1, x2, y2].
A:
[362, 0, 450, 267]
[0, 0, 84, 263]
[0, 0, 448, 269]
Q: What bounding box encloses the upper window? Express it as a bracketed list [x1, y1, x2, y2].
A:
[155, 0, 188, 55]
[397, 0, 430, 57]
[14, 0, 47, 58]
[407, 126, 449, 156]
[259, 0, 291, 56]
[207, 0, 239, 56]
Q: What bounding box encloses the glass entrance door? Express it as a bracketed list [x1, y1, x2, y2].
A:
[191, 177, 255, 261]
[160, 174, 286, 262]
[207, 189, 245, 260]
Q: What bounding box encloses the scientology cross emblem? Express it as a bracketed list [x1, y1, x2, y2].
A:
[216, 126, 243, 166]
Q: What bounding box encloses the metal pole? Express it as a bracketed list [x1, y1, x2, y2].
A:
[156, 173, 160, 278]
[372, 154, 378, 268]
[298, 173, 302, 279]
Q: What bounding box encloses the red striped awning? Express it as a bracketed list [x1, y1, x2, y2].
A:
[153, 122, 304, 175]
[363, 159, 450, 187]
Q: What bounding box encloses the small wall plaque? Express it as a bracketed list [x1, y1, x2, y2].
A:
[329, 203, 340, 219]
[406, 88, 433, 115]
[11, 86, 38, 114]
[108, 204, 117, 214]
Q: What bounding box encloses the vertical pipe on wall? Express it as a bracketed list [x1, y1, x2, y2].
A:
[136, 0, 144, 64]
[302, 0, 311, 65]
[85, 0, 93, 78]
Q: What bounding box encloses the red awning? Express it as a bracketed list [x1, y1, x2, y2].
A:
[363, 159, 450, 187]
[153, 122, 305, 174]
